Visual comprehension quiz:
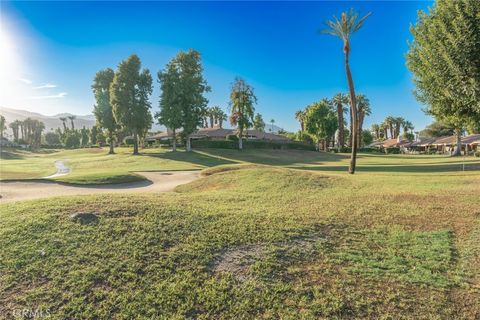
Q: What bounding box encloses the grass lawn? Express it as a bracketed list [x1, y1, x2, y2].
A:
[1, 146, 479, 184]
[0, 148, 479, 318]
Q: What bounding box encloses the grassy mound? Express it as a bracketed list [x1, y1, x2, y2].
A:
[1, 166, 479, 318]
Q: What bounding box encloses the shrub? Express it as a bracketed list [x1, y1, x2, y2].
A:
[192, 140, 237, 149]
[45, 132, 61, 145]
[226, 134, 238, 142]
[475, 150, 480, 157]
[385, 147, 401, 154]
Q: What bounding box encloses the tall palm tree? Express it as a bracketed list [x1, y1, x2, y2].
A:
[402, 120, 414, 135]
[322, 8, 371, 174]
[371, 124, 380, 140]
[380, 122, 389, 139]
[394, 117, 405, 139]
[295, 110, 305, 132]
[68, 115, 76, 130]
[9, 120, 21, 142]
[229, 77, 257, 150]
[332, 93, 349, 148]
[356, 94, 371, 147]
[59, 117, 67, 132]
[270, 119, 275, 132]
[384, 116, 395, 139]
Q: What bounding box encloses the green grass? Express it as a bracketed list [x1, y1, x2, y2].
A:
[1, 146, 479, 184]
[1, 160, 479, 318]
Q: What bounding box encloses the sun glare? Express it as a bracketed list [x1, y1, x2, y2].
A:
[0, 22, 21, 86]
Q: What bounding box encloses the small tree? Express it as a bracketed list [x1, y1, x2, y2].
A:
[304, 101, 338, 151]
[229, 77, 257, 150]
[80, 126, 90, 147]
[110, 54, 153, 155]
[253, 113, 265, 131]
[90, 125, 98, 145]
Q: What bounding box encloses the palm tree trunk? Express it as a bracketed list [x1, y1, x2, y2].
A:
[108, 130, 115, 154]
[344, 47, 358, 174]
[172, 129, 177, 152]
[349, 109, 353, 147]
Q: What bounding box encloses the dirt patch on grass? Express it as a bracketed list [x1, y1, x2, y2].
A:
[211, 244, 264, 281]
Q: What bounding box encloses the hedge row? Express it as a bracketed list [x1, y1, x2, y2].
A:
[191, 139, 316, 151]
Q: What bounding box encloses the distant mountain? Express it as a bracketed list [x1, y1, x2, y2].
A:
[0, 107, 96, 135]
[0, 107, 163, 137]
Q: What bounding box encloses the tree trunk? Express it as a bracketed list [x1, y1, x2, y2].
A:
[453, 128, 462, 156]
[238, 130, 243, 150]
[344, 45, 358, 174]
[108, 130, 115, 154]
[133, 130, 139, 155]
[337, 103, 344, 148]
[172, 129, 176, 152]
[349, 108, 353, 147]
[357, 112, 364, 148]
[186, 135, 192, 152]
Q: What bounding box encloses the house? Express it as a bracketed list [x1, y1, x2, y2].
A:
[147, 126, 290, 143]
[370, 134, 480, 154]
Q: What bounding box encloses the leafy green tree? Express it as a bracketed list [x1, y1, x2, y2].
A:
[323, 8, 371, 173]
[156, 59, 183, 151]
[362, 129, 374, 146]
[90, 125, 98, 145]
[419, 121, 455, 138]
[96, 128, 106, 146]
[110, 54, 153, 155]
[0, 115, 6, 140]
[92, 68, 117, 154]
[304, 101, 338, 151]
[64, 131, 81, 149]
[160, 50, 209, 152]
[331, 93, 349, 148]
[229, 77, 257, 150]
[407, 0, 480, 155]
[253, 113, 265, 131]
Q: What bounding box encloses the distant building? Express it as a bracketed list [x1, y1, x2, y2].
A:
[368, 134, 479, 154]
[147, 126, 290, 143]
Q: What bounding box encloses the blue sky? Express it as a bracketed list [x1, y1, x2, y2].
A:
[0, 1, 433, 132]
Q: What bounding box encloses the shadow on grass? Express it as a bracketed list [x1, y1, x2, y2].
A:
[297, 162, 480, 173]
